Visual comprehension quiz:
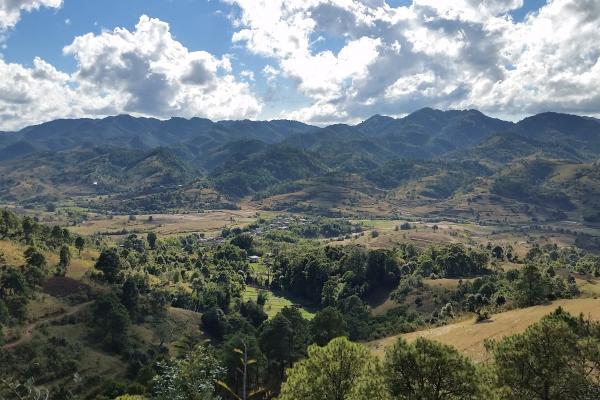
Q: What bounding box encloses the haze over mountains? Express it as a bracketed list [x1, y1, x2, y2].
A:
[1, 108, 600, 223]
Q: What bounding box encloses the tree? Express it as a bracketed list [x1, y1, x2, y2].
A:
[121, 277, 140, 317]
[56, 245, 71, 277]
[259, 313, 293, 381]
[231, 234, 254, 252]
[487, 309, 600, 400]
[147, 232, 157, 250]
[153, 344, 224, 400]
[25, 247, 46, 268]
[50, 225, 64, 246]
[202, 307, 229, 339]
[59, 245, 71, 269]
[74, 237, 85, 255]
[383, 337, 483, 400]
[241, 300, 268, 327]
[1, 267, 28, 298]
[513, 263, 549, 307]
[95, 249, 122, 283]
[219, 336, 265, 400]
[321, 278, 342, 307]
[22, 217, 34, 242]
[23, 248, 47, 286]
[0, 210, 20, 239]
[278, 337, 385, 400]
[279, 306, 310, 361]
[400, 222, 411, 230]
[365, 249, 401, 292]
[90, 293, 131, 351]
[310, 306, 347, 346]
[337, 295, 371, 340]
[491, 246, 504, 260]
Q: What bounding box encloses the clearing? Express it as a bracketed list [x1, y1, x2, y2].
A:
[242, 286, 315, 320]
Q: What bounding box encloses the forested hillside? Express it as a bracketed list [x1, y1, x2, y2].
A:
[1, 109, 600, 225]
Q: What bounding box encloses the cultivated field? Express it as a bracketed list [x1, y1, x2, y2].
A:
[367, 298, 600, 362]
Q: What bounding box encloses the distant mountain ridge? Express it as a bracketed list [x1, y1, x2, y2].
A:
[1, 109, 599, 161]
[1, 108, 600, 222]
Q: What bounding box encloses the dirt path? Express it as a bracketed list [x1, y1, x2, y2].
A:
[2, 301, 92, 350]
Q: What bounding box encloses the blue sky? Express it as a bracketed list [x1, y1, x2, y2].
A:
[2, 0, 310, 120]
[4, 0, 546, 71]
[0, 0, 598, 130]
[5, 0, 234, 71]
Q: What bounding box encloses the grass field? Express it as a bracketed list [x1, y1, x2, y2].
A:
[0, 240, 27, 265]
[26, 294, 68, 322]
[69, 209, 266, 237]
[242, 286, 315, 320]
[576, 277, 600, 296]
[366, 298, 600, 362]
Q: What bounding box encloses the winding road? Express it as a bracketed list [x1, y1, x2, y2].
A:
[2, 301, 92, 350]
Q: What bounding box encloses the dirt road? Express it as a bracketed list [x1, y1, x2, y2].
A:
[2, 301, 92, 350]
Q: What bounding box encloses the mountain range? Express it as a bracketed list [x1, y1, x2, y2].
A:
[1, 108, 599, 223]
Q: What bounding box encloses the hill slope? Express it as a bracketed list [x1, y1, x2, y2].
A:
[367, 298, 600, 361]
[0, 147, 197, 203]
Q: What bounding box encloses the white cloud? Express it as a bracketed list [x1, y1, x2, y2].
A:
[413, 0, 524, 23]
[228, 0, 600, 124]
[262, 65, 280, 83]
[385, 71, 436, 99]
[240, 69, 255, 81]
[0, 15, 262, 130]
[0, 57, 79, 128]
[1, 1, 599, 129]
[0, 0, 62, 30]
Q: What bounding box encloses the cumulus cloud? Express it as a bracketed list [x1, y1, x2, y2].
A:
[0, 15, 261, 130]
[0, 57, 79, 128]
[227, 0, 600, 123]
[2, 1, 599, 129]
[0, 0, 62, 30]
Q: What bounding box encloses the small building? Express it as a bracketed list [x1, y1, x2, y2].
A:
[248, 255, 260, 263]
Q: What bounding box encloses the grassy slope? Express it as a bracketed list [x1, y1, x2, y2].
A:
[242, 286, 315, 320]
[366, 298, 600, 362]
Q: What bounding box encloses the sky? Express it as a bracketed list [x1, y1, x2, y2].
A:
[0, 0, 599, 130]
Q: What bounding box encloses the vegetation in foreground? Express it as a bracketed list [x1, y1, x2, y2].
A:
[0, 208, 599, 399]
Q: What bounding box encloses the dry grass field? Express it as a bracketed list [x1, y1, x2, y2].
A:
[367, 298, 600, 362]
[0, 240, 27, 265]
[69, 209, 265, 237]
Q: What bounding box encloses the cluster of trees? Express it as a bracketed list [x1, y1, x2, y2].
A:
[1, 209, 79, 249]
[0, 210, 86, 335]
[279, 308, 600, 400]
[93, 308, 598, 400]
[522, 243, 600, 277]
[94, 187, 237, 215]
[270, 246, 404, 305]
[414, 243, 490, 278]
[267, 243, 457, 308]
